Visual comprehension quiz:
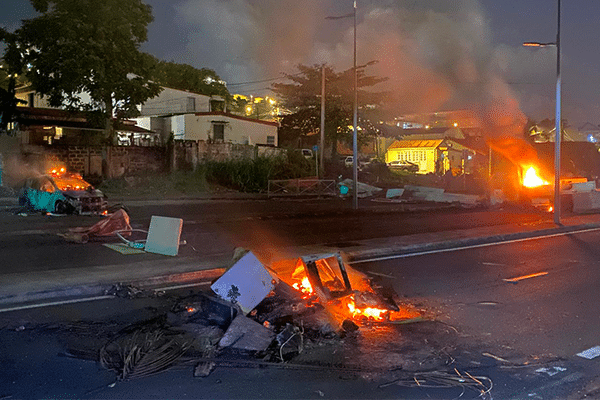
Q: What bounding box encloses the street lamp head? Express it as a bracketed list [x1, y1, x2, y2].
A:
[523, 41, 556, 47]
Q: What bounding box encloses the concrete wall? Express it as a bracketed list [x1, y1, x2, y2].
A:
[20, 145, 167, 178]
[14, 140, 283, 180]
[172, 140, 285, 171]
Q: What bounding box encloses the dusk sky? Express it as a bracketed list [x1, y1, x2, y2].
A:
[2, 0, 600, 129]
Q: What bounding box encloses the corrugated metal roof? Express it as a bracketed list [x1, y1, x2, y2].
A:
[388, 139, 444, 149]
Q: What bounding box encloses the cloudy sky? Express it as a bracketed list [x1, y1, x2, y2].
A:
[3, 0, 600, 129]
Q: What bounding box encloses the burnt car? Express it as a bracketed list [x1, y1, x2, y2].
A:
[19, 172, 107, 215]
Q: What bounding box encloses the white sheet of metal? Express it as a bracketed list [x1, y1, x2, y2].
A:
[211, 252, 275, 315]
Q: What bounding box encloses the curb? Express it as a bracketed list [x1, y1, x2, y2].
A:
[3, 221, 600, 311]
[345, 222, 600, 262]
[0, 267, 227, 312]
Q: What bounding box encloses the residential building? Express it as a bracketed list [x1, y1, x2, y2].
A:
[13, 85, 158, 146]
[133, 87, 278, 146]
[385, 138, 476, 175]
[11, 106, 154, 146]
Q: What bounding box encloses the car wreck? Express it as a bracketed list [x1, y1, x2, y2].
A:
[18, 165, 107, 215]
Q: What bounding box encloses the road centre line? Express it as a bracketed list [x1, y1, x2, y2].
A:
[350, 226, 600, 264]
[502, 271, 548, 283]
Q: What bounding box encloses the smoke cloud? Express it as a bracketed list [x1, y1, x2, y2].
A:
[172, 0, 548, 149]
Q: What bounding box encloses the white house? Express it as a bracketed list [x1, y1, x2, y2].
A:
[133, 87, 278, 146]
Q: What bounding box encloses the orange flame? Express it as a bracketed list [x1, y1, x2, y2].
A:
[522, 166, 549, 188]
[292, 277, 313, 298]
[347, 298, 387, 321]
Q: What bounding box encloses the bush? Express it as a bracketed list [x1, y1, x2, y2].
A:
[203, 151, 315, 192]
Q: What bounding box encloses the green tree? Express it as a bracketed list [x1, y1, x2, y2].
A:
[0, 31, 27, 133]
[6, 0, 162, 142]
[271, 63, 387, 157]
[147, 58, 230, 103]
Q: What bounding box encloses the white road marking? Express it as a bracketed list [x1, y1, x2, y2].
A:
[0, 295, 114, 313]
[0, 281, 214, 313]
[502, 271, 548, 283]
[350, 226, 600, 264]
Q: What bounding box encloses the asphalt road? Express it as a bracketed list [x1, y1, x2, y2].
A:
[0, 197, 549, 274]
[353, 228, 600, 399]
[3, 222, 600, 398]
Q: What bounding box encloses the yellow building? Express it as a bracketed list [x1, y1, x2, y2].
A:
[385, 139, 473, 174]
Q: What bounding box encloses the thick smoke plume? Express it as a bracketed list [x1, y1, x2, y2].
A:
[174, 0, 537, 163]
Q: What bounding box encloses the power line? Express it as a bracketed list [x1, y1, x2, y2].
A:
[227, 72, 304, 87]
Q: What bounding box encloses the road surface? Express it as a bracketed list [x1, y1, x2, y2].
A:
[2, 211, 600, 398]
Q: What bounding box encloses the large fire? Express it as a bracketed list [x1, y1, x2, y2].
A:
[47, 163, 92, 191]
[522, 166, 549, 188]
[290, 259, 405, 323]
[293, 276, 389, 321]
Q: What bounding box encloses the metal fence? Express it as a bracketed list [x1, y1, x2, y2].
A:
[267, 179, 337, 197]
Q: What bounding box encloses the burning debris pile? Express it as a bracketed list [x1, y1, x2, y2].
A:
[11, 249, 505, 397]
[88, 251, 425, 381]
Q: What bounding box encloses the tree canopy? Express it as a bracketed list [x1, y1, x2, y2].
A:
[2, 0, 162, 140]
[147, 58, 230, 102]
[271, 63, 388, 155]
[0, 31, 27, 132]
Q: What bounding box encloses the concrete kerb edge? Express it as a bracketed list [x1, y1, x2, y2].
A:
[4, 221, 600, 311]
[0, 267, 228, 311]
[345, 222, 600, 262]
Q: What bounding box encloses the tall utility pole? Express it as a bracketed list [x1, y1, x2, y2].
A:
[554, 0, 562, 224]
[522, 0, 561, 224]
[352, 0, 358, 210]
[320, 65, 325, 178]
[326, 0, 359, 208]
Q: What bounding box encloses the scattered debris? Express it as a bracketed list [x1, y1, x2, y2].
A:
[100, 325, 193, 380]
[219, 314, 275, 352]
[211, 252, 276, 315]
[103, 243, 146, 255]
[194, 360, 217, 378]
[104, 283, 156, 299]
[276, 323, 304, 360]
[577, 345, 600, 360]
[338, 179, 383, 198]
[58, 209, 132, 243]
[535, 366, 567, 376]
[30, 247, 493, 393]
[482, 352, 509, 363]
[386, 188, 405, 199]
[143, 216, 183, 256]
[379, 369, 493, 398]
[403, 185, 483, 207]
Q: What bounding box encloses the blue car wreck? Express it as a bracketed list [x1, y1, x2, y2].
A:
[19, 173, 108, 215]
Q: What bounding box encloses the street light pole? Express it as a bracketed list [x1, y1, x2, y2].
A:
[320, 65, 325, 178]
[554, 0, 562, 224]
[325, 0, 359, 208]
[352, 0, 358, 210]
[522, 0, 561, 224]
